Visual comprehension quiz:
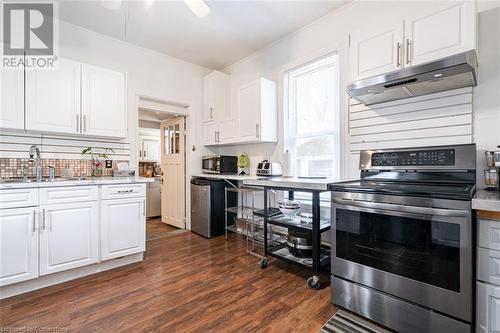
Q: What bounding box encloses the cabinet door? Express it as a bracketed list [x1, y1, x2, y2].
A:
[25, 58, 80, 134]
[0, 208, 38, 286]
[219, 119, 237, 144]
[39, 201, 99, 275]
[477, 282, 500, 333]
[203, 71, 229, 122]
[0, 68, 24, 130]
[81, 64, 126, 138]
[349, 19, 404, 81]
[101, 198, 145, 261]
[143, 138, 160, 162]
[405, 1, 476, 66]
[203, 121, 218, 146]
[238, 81, 260, 141]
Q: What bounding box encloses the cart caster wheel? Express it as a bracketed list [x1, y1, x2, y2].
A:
[307, 276, 320, 290]
[260, 258, 268, 269]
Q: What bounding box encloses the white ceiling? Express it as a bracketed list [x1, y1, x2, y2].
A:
[58, 0, 349, 69]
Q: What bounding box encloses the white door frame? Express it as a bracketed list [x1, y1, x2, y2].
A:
[135, 95, 192, 230]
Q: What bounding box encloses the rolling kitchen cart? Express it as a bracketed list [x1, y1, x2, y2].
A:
[261, 186, 331, 290]
[225, 185, 280, 259]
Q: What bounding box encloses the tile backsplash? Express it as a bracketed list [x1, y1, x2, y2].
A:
[0, 158, 127, 179]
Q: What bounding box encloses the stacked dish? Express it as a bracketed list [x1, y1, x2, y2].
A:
[278, 199, 301, 216]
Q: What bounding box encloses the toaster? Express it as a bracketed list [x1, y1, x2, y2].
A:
[256, 160, 283, 177]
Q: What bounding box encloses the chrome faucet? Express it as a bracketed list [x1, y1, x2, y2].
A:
[29, 145, 42, 182]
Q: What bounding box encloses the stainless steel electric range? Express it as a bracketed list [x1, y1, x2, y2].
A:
[329, 144, 476, 333]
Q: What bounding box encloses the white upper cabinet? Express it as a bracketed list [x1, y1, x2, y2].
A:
[349, 18, 404, 82]
[25, 58, 81, 135]
[237, 78, 277, 143]
[82, 64, 126, 138]
[39, 201, 99, 276]
[349, 1, 476, 82]
[203, 121, 219, 145]
[0, 68, 24, 130]
[203, 70, 230, 122]
[405, 1, 476, 66]
[0, 208, 39, 287]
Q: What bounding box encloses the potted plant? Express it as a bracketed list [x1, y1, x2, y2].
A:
[81, 147, 114, 177]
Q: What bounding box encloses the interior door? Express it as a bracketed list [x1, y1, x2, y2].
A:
[160, 117, 186, 229]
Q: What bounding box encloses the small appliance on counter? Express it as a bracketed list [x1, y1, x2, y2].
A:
[484, 149, 500, 189]
[202, 155, 238, 174]
[256, 160, 283, 177]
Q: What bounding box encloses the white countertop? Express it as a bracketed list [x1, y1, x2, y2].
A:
[0, 177, 154, 190]
[191, 174, 260, 181]
[243, 176, 337, 191]
[473, 189, 500, 212]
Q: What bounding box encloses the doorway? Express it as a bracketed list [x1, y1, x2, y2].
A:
[137, 100, 188, 241]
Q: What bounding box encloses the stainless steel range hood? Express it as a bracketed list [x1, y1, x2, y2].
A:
[347, 50, 478, 105]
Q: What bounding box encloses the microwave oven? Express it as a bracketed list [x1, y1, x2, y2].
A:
[202, 155, 238, 174]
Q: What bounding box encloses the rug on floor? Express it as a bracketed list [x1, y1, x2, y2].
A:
[319, 310, 392, 333]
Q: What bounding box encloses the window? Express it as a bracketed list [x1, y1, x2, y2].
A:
[285, 54, 340, 181]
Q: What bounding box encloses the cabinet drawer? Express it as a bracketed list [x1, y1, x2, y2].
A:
[478, 219, 500, 251]
[0, 189, 38, 209]
[39, 186, 98, 205]
[101, 184, 146, 200]
[478, 247, 500, 286]
[477, 282, 500, 333]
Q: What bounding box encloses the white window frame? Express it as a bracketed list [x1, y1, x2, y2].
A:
[284, 53, 340, 203]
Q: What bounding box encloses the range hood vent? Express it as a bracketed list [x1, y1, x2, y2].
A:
[347, 50, 478, 106]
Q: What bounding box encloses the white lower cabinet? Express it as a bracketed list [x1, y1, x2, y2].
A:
[39, 201, 99, 275]
[101, 197, 146, 261]
[477, 282, 500, 333]
[0, 208, 39, 287]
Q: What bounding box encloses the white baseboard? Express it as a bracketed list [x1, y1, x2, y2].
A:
[0, 253, 143, 300]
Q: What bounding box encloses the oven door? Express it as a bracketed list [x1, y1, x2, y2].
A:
[332, 192, 472, 322]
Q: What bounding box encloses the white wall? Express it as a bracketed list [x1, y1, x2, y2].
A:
[474, 6, 500, 186]
[212, 1, 500, 187]
[58, 20, 211, 175]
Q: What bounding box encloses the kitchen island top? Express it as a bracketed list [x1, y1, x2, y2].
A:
[473, 189, 500, 212]
[243, 176, 338, 191]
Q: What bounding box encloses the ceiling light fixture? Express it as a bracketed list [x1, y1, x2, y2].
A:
[183, 0, 210, 18]
[100, 0, 122, 10]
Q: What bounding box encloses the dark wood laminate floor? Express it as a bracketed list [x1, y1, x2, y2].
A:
[0, 232, 336, 332]
[146, 218, 182, 241]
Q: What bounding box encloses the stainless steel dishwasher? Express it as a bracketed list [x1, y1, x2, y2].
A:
[190, 179, 233, 238]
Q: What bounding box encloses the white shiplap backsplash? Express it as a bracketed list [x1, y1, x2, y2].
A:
[347, 87, 473, 178]
[0, 130, 130, 161]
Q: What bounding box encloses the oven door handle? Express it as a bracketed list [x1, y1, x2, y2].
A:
[332, 198, 469, 217]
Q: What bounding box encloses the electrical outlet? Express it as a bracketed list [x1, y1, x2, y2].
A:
[105, 160, 112, 168]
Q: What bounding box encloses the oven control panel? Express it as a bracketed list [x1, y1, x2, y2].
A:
[372, 149, 455, 166]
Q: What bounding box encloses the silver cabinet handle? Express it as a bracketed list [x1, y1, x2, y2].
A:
[32, 210, 36, 233]
[76, 114, 80, 133]
[117, 189, 134, 193]
[256, 124, 260, 138]
[406, 39, 411, 65]
[216, 131, 220, 143]
[210, 107, 213, 119]
[83, 115, 87, 133]
[143, 200, 145, 216]
[397, 42, 401, 67]
[139, 150, 142, 158]
[41, 209, 46, 230]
